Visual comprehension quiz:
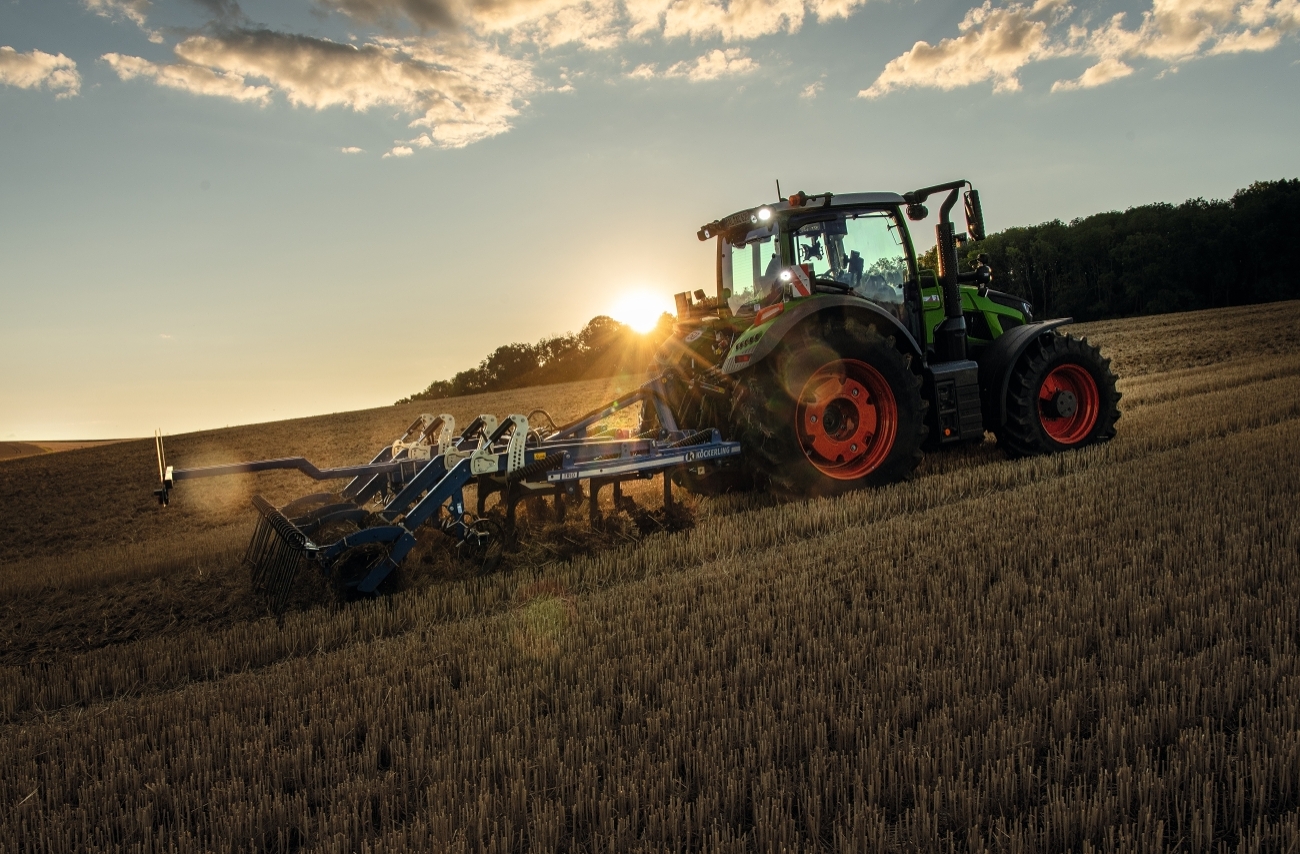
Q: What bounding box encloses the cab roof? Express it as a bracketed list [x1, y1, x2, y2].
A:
[698, 192, 907, 241]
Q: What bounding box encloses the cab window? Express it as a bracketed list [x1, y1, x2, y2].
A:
[792, 210, 910, 310]
[721, 226, 780, 315]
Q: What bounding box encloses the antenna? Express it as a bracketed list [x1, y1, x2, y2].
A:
[776, 179, 782, 202]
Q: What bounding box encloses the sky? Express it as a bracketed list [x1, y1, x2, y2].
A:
[1, 0, 1297, 440]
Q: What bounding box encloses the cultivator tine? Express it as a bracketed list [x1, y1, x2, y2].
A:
[245, 495, 314, 613]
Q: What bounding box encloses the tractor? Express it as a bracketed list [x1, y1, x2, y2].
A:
[650, 179, 1121, 496]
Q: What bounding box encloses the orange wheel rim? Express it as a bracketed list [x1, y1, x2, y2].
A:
[796, 359, 898, 480]
[1038, 364, 1100, 445]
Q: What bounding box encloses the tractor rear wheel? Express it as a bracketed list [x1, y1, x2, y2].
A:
[996, 333, 1120, 458]
[730, 318, 927, 496]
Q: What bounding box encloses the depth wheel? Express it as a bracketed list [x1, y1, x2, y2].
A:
[457, 518, 505, 575]
[730, 318, 927, 496]
[996, 332, 1121, 458]
[330, 544, 391, 598]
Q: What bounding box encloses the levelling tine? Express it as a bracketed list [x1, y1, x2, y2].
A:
[243, 515, 275, 579]
[246, 495, 313, 613]
[265, 538, 304, 614]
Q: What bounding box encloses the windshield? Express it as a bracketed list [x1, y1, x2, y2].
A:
[721, 226, 780, 316]
[792, 210, 910, 308]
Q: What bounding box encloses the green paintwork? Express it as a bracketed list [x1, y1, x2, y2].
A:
[721, 284, 1030, 369]
[728, 316, 776, 356]
[920, 285, 1029, 348]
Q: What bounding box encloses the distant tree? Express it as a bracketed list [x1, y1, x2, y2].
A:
[953, 179, 1298, 321]
[397, 314, 676, 404]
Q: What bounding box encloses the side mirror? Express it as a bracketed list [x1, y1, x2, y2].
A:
[964, 190, 986, 241]
[906, 203, 928, 221]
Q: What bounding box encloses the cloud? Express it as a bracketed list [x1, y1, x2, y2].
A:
[1050, 56, 1133, 90]
[320, 0, 851, 46]
[320, 0, 624, 46]
[103, 52, 272, 102]
[860, 0, 1058, 98]
[104, 29, 536, 149]
[317, 0, 458, 30]
[625, 0, 675, 35]
[383, 144, 414, 156]
[523, 0, 625, 49]
[664, 47, 757, 80]
[663, 0, 807, 40]
[83, 0, 165, 43]
[627, 62, 657, 78]
[190, 0, 246, 24]
[799, 79, 823, 98]
[341, 145, 365, 152]
[1208, 26, 1283, 53]
[0, 47, 82, 97]
[807, 0, 867, 20]
[1054, 0, 1300, 86]
[862, 0, 1300, 97]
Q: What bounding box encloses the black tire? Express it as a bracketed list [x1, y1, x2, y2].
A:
[729, 317, 928, 497]
[995, 333, 1121, 458]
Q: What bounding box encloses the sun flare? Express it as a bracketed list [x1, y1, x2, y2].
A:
[609, 291, 673, 334]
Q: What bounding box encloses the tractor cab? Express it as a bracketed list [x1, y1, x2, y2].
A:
[706, 194, 917, 317]
[699, 193, 928, 347]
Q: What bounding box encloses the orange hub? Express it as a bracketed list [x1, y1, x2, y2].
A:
[796, 359, 898, 479]
[1037, 363, 1100, 445]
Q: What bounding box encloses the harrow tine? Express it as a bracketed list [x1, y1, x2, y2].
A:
[245, 495, 314, 613]
[243, 514, 275, 581]
[264, 539, 302, 613]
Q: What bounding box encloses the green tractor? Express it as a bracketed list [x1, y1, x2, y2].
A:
[651, 180, 1121, 496]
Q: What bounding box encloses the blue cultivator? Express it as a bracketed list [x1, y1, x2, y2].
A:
[154, 382, 740, 612]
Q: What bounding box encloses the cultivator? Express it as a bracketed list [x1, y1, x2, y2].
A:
[155, 383, 739, 611]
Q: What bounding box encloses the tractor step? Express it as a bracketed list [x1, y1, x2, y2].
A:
[927, 359, 984, 443]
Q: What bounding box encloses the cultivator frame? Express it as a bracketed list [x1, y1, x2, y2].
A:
[155, 380, 739, 611]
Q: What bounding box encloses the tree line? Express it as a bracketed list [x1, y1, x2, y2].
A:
[397, 314, 674, 404]
[402, 179, 1298, 403]
[930, 178, 1300, 320]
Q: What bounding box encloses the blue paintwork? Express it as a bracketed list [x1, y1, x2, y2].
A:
[162, 380, 742, 601]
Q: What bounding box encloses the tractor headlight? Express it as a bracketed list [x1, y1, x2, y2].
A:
[753, 207, 772, 223]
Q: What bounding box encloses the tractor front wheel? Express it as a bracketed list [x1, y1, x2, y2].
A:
[996, 333, 1121, 458]
[731, 319, 927, 496]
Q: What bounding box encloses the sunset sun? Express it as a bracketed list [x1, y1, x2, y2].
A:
[609, 290, 672, 334]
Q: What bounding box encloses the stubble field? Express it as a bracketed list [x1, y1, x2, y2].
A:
[2, 302, 1299, 852]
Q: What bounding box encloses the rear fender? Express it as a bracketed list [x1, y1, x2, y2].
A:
[721, 297, 923, 374]
[976, 318, 1074, 427]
